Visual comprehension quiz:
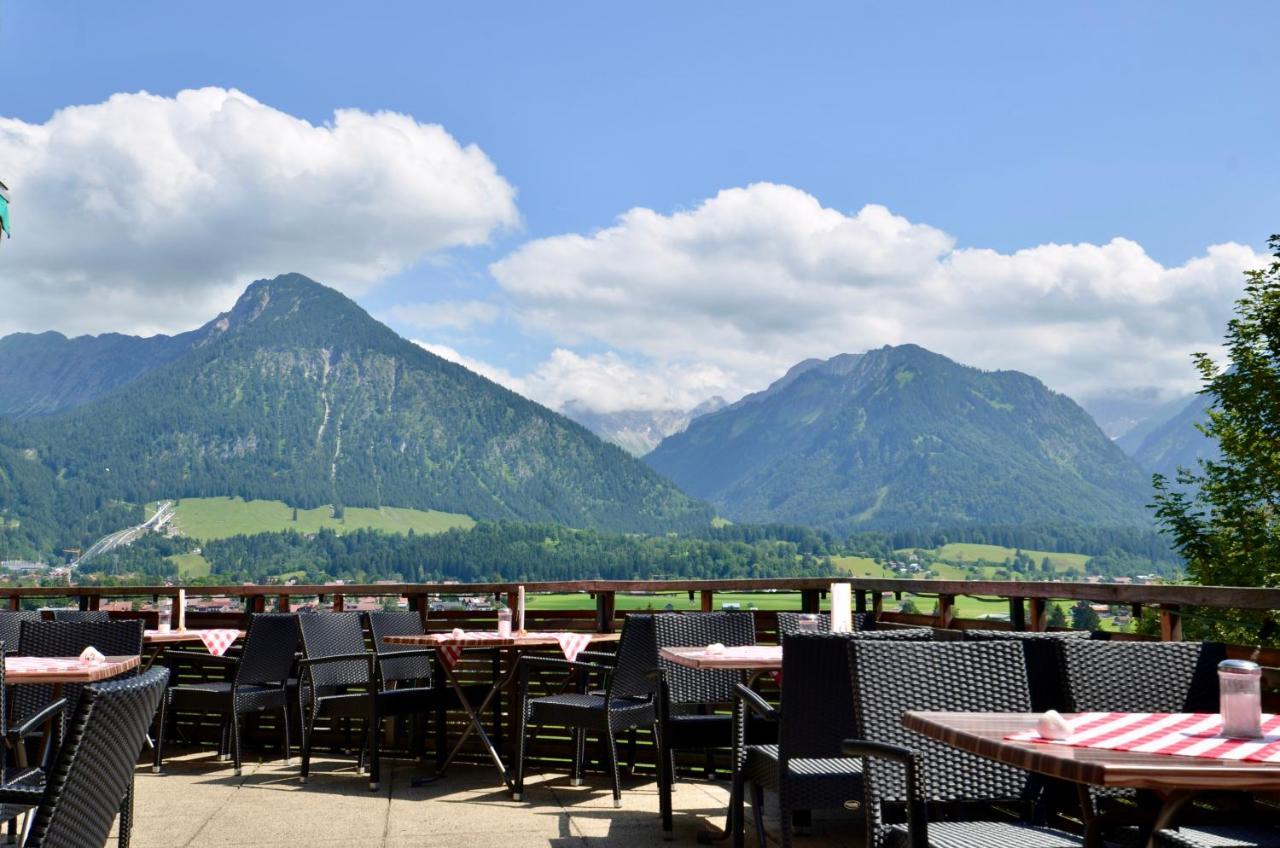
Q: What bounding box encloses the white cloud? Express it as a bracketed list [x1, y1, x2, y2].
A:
[0, 87, 518, 336]
[491, 182, 1263, 404]
[384, 300, 500, 332]
[414, 342, 735, 416]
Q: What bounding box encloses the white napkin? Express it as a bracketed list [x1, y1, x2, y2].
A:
[450, 627, 465, 640]
[705, 643, 726, 655]
[79, 646, 105, 664]
[1036, 709, 1072, 740]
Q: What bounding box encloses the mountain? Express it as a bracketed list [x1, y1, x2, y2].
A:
[0, 331, 194, 418]
[562, 396, 727, 456]
[0, 274, 714, 556]
[1123, 392, 1217, 479]
[1080, 388, 1190, 441]
[646, 345, 1154, 533]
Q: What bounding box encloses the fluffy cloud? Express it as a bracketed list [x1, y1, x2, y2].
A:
[0, 88, 518, 336]
[415, 342, 735, 415]
[491, 183, 1263, 404]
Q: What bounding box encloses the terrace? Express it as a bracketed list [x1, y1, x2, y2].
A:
[6, 576, 1278, 848]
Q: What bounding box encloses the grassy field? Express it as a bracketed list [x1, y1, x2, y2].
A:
[902, 542, 1091, 573]
[166, 552, 210, 578]
[830, 554, 895, 578]
[156, 497, 474, 541]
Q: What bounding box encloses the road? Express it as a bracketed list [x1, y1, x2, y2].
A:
[76, 500, 175, 565]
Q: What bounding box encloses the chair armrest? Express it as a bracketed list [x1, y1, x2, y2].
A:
[9, 699, 69, 739]
[734, 683, 779, 722]
[0, 782, 43, 807]
[842, 740, 927, 848]
[517, 655, 613, 676]
[575, 650, 617, 664]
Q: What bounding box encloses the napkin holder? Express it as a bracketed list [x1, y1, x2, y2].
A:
[79, 646, 105, 664]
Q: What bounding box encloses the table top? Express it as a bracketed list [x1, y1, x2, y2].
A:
[903, 711, 1280, 792]
[659, 645, 782, 671]
[143, 628, 244, 645]
[384, 631, 620, 648]
[5, 655, 141, 685]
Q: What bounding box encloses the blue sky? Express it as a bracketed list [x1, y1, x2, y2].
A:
[1, 2, 1276, 424]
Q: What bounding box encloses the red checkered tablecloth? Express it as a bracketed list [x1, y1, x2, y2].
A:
[427, 631, 596, 671]
[196, 629, 240, 657]
[1008, 712, 1280, 763]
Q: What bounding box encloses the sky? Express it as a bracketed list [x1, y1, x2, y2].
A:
[0, 2, 1276, 430]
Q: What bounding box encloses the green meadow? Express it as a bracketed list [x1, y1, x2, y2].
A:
[154, 497, 474, 541]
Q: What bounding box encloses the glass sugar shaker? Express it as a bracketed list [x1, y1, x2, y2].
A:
[1219, 659, 1263, 738]
[497, 607, 513, 639]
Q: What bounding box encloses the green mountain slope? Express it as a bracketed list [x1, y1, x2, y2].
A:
[1125, 392, 1217, 478]
[646, 345, 1154, 532]
[0, 274, 712, 554]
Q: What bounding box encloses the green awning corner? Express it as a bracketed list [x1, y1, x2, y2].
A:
[0, 183, 9, 237]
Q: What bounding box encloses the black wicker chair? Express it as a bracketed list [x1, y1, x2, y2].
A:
[1154, 825, 1280, 847]
[962, 629, 1095, 713]
[364, 610, 490, 768]
[299, 612, 459, 790]
[49, 611, 110, 623]
[0, 668, 168, 848]
[153, 613, 296, 777]
[0, 612, 41, 655]
[1060, 639, 1229, 843]
[845, 641, 1084, 848]
[514, 614, 658, 808]
[733, 633, 865, 848]
[654, 611, 762, 839]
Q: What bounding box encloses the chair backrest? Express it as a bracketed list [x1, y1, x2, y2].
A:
[963, 629, 1094, 712]
[297, 612, 371, 692]
[776, 612, 873, 637]
[1060, 640, 1225, 714]
[849, 642, 1035, 813]
[50, 610, 110, 622]
[655, 612, 756, 705]
[24, 668, 169, 848]
[234, 614, 299, 688]
[0, 610, 42, 652]
[13, 620, 146, 725]
[605, 615, 658, 702]
[779, 634, 860, 761]
[365, 611, 434, 686]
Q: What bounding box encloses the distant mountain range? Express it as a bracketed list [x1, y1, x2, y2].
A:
[561, 397, 727, 456]
[0, 274, 713, 556]
[646, 345, 1156, 532]
[1117, 392, 1216, 480]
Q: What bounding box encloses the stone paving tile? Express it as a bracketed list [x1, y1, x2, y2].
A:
[112, 749, 863, 847]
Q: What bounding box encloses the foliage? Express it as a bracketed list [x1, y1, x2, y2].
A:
[1153, 236, 1280, 644]
[1047, 603, 1068, 628]
[1070, 600, 1101, 631]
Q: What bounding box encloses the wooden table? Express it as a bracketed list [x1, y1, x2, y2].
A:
[5, 655, 142, 762]
[386, 631, 620, 792]
[660, 645, 782, 843]
[903, 711, 1280, 847]
[141, 628, 244, 671]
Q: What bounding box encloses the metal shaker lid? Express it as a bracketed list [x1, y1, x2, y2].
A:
[1219, 659, 1262, 675]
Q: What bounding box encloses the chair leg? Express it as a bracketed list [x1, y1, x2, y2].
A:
[281, 699, 292, 767]
[513, 701, 529, 801]
[603, 726, 622, 808]
[731, 770, 747, 848]
[750, 783, 768, 848]
[657, 726, 674, 841]
[118, 777, 135, 848]
[231, 712, 244, 777]
[219, 717, 231, 761]
[368, 710, 381, 791]
[151, 693, 169, 773]
[300, 708, 317, 784]
[778, 800, 793, 848]
[626, 727, 638, 775]
[792, 808, 811, 836]
[435, 705, 448, 769]
[571, 728, 586, 787]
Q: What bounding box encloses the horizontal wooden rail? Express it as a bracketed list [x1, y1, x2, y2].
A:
[3, 577, 1279, 610]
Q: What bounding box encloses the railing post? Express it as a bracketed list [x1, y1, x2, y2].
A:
[1159, 605, 1183, 641]
[77, 595, 90, 612]
[1009, 597, 1026, 631]
[855, 590, 867, 615]
[409, 593, 429, 629]
[871, 591, 884, 622]
[937, 595, 955, 630]
[1028, 597, 1047, 632]
[277, 594, 290, 613]
[596, 590, 616, 633]
[332, 594, 344, 612]
[248, 595, 266, 614]
[6, 596, 18, 611]
[800, 589, 821, 614]
[701, 590, 714, 612]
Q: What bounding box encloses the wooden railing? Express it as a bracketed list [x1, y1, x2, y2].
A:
[5, 577, 1277, 642]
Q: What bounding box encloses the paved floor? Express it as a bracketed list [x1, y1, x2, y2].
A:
[115, 747, 864, 847]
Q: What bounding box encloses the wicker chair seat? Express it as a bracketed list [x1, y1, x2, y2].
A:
[881, 820, 1084, 848]
[1154, 826, 1280, 847]
[743, 743, 862, 808]
[167, 681, 288, 713]
[526, 692, 656, 731]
